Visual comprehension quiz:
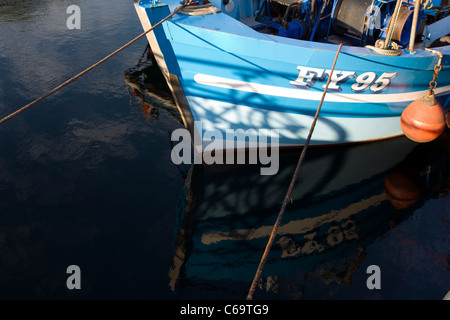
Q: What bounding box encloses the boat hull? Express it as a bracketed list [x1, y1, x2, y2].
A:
[134, 1, 450, 148]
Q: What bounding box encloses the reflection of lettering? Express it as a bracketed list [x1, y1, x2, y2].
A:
[342, 220, 358, 240]
[278, 235, 300, 257]
[291, 65, 397, 93]
[302, 232, 325, 254]
[201, 194, 386, 245]
[327, 226, 344, 246]
[278, 219, 359, 258]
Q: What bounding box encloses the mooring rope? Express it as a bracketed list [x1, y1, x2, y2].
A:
[365, 42, 402, 56]
[365, 0, 404, 56]
[176, 2, 221, 15]
[0, 4, 186, 127]
[246, 43, 343, 301]
[384, 0, 402, 49]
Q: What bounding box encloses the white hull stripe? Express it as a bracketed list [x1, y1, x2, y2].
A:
[194, 74, 450, 104]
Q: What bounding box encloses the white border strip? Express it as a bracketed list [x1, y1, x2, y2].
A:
[194, 73, 450, 104]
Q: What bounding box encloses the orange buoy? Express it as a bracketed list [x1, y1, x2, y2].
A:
[400, 90, 446, 143]
[447, 111, 450, 129]
[384, 167, 423, 209]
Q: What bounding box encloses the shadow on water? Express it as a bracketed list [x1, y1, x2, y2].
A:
[125, 46, 450, 300]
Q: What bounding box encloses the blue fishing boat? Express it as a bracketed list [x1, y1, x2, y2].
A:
[133, 0, 450, 149]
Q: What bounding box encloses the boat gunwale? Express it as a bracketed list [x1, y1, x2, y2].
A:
[146, 1, 450, 59]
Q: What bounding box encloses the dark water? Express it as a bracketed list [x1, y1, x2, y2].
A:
[0, 0, 448, 300]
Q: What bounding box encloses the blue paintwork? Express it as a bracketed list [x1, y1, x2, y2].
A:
[135, 0, 450, 145]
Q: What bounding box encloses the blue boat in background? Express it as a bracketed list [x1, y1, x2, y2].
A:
[133, 0, 450, 149]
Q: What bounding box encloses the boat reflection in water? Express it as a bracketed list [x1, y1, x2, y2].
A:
[125, 47, 448, 299]
[169, 137, 424, 298]
[124, 44, 181, 125]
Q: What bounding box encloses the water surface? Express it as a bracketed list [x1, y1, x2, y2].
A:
[0, 0, 449, 300]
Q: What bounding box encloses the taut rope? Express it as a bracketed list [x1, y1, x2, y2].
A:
[246, 43, 343, 300]
[0, 4, 186, 126]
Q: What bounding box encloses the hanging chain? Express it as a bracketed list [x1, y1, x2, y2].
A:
[425, 48, 443, 92]
[429, 63, 442, 91]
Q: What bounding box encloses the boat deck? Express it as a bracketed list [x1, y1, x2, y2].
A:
[240, 16, 433, 49]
